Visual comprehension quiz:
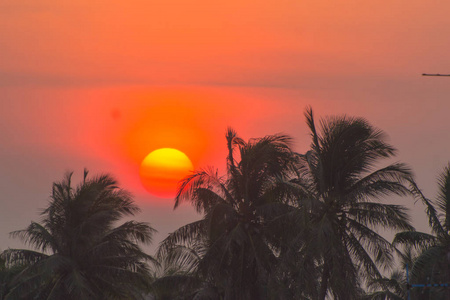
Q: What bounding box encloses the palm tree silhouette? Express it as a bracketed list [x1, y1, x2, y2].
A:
[295, 108, 414, 299]
[158, 128, 297, 300]
[2, 170, 155, 300]
[363, 244, 423, 300]
[394, 164, 450, 300]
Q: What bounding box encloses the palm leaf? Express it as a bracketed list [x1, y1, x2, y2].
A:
[393, 231, 437, 250]
[436, 164, 450, 231]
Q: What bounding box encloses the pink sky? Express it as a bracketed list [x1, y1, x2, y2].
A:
[1, 0, 450, 253]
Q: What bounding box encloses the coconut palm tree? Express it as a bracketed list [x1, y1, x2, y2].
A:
[393, 164, 450, 300]
[294, 108, 414, 299]
[158, 128, 298, 300]
[362, 245, 419, 300]
[1, 170, 155, 300]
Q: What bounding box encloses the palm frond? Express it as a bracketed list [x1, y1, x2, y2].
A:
[175, 167, 231, 212]
[349, 202, 414, 232]
[103, 220, 156, 245]
[393, 231, 437, 250]
[349, 163, 412, 200]
[9, 222, 58, 253]
[436, 164, 450, 231]
[304, 106, 321, 155]
[346, 219, 395, 273]
[158, 220, 206, 258]
[2, 248, 48, 267]
[408, 178, 445, 236]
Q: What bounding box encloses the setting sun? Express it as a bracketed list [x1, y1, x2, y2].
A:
[139, 148, 194, 198]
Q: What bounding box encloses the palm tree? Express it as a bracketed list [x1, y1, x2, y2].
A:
[1, 170, 155, 300]
[362, 246, 418, 300]
[294, 108, 414, 299]
[394, 164, 450, 300]
[158, 128, 298, 300]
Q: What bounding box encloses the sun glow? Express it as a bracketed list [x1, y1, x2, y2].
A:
[139, 148, 194, 198]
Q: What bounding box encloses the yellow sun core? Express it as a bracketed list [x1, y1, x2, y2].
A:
[139, 148, 193, 198]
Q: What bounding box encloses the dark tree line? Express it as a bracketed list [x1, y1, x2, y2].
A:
[2, 108, 449, 300]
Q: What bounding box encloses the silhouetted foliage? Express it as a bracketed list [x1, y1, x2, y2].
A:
[394, 164, 450, 300]
[0, 255, 26, 300]
[1, 170, 155, 300]
[292, 108, 414, 299]
[5, 108, 443, 300]
[159, 108, 415, 300]
[158, 128, 299, 300]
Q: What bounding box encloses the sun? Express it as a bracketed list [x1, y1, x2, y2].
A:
[139, 148, 194, 198]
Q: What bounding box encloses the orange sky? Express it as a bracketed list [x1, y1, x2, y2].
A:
[1, 0, 450, 253]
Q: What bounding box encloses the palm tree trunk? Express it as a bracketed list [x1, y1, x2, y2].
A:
[318, 261, 330, 300]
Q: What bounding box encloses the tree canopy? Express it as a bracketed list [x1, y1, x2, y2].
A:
[2, 170, 155, 300]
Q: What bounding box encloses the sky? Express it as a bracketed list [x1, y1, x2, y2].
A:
[1, 0, 450, 255]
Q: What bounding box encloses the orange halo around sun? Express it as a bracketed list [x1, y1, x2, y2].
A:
[139, 148, 194, 198]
